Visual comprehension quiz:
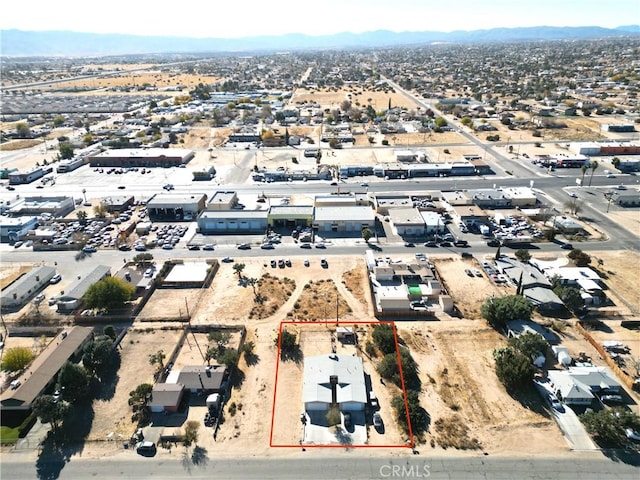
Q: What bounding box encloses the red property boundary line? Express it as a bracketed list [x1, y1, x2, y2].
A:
[269, 320, 414, 449]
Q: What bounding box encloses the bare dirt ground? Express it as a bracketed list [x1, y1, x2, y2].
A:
[431, 256, 506, 319]
[400, 322, 567, 455]
[37, 72, 220, 93]
[588, 250, 640, 314]
[291, 87, 421, 110]
[89, 328, 182, 441]
[137, 288, 204, 322]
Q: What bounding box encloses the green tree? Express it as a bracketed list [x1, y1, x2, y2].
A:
[372, 323, 396, 355]
[588, 160, 598, 187]
[377, 348, 420, 390]
[103, 325, 117, 340]
[481, 295, 533, 330]
[59, 143, 74, 160]
[233, 263, 245, 278]
[208, 331, 230, 347]
[76, 210, 88, 225]
[241, 341, 255, 357]
[434, 116, 448, 128]
[84, 276, 134, 312]
[15, 122, 31, 138]
[391, 390, 425, 435]
[568, 248, 591, 267]
[514, 249, 531, 263]
[57, 361, 91, 403]
[128, 383, 153, 424]
[508, 332, 547, 359]
[148, 350, 166, 372]
[133, 253, 154, 265]
[183, 420, 200, 447]
[554, 286, 584, 314]
[361, 227, 373, 243]
[580, 165, 588, 185]
[0, 346, 34, 373]
[31, 395, 69, 434]
[277, 330, 298, 360]
[581, 407, 640, 447]
[218, 349, 239, 370]
[493, 346, 534, 392]
[82, 336, 115, 378]
[611, 157, 620, 170]
[325, 405, 341, 427]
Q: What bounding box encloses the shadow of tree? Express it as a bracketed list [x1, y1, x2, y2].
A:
[191, 445, 209, 466]
[333, 426, 354, 449]
[280, 345, 303, 364]
[244, 352, 260, 367]
[230, 367, 245, 390]
[35, 401, 95, 480]
[93, 353, 121, 401]
[602, 447, 640, 466]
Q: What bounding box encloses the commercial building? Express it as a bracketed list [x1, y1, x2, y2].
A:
[146, 193, 207, 221]
[0, 216, 38, 243]
[313, 206, 375, 232]
[7, 196, 75, 218]
[268, 206, 314, 228]
[88, 148, 195, 167]
[197, 210, 268, 233]
[388, 208, 425, 236]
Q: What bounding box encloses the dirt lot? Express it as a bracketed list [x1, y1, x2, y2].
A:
[432, 256, 506, 319]
[137, 288, 204, 322]
[291, 87, 421, 110]
[400, 322, 567, 455]
[88, 328, 182, 441]
[588, 250, 640, 315]
[38, 72, 220, 93]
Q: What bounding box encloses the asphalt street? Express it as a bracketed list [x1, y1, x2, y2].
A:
[1, 451, 639, 480]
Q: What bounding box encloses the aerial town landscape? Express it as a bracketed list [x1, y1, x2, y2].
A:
[1, 11, 640, 480]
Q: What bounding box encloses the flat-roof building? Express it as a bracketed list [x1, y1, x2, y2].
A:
[313, 206, 375, 232]
[146, 193, 207, 221]
[88, 148, 195, 167]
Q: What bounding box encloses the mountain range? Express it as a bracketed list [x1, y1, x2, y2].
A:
[2, 25, 639, 57]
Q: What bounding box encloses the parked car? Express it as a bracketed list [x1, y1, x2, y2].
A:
[373, 412, 383, 428]
[135, 441, 156, 456]
[424, 241, 437, 247]
[625, 428, 640, 442]
[34, 293, 45, 303]
[600, 394, 624, 404]
[320, 258, 328, 268]
[300, 243, 312, 249]
[270, 260, 277, 268]
[304, 259, 310, 267]
[222, 257, 234, 263]
[50, 274, 62, 284]
[404, 242, 415, 247]
[315, 242, 326, 249]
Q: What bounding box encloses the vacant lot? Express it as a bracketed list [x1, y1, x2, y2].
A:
[589, 250, 640, 315]
[400, 322, 567, 454]
[291, 87, 421, 110]
[432, 256, 505, 319]
[137, 288, 204, 322]
[88, 328, 182, 441]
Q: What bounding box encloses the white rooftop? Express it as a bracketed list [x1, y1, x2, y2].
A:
[302, 355, 367, 405]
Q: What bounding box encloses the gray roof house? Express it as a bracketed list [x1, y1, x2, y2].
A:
[0, 326, 94, 411]
[165, 365, 228, 393]
[1, 266, 56, 311]
[303, 354, 367, 412]
[548, 366, 621, 406]
[57, 265, 111, 311]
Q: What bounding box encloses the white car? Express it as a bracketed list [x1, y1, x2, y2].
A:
[260, 243, 274, 249]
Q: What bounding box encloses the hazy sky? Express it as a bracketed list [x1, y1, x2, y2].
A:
[1, 0, 638, 38]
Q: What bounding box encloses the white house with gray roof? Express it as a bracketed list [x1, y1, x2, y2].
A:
[303, 354, 367, 412]
[1, 266, 56, 311]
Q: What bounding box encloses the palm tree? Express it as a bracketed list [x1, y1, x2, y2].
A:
[588, 160, 598, 186]
[580, 165, 587, 185]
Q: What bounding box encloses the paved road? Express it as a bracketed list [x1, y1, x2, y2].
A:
[1, 452, 638, 480]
